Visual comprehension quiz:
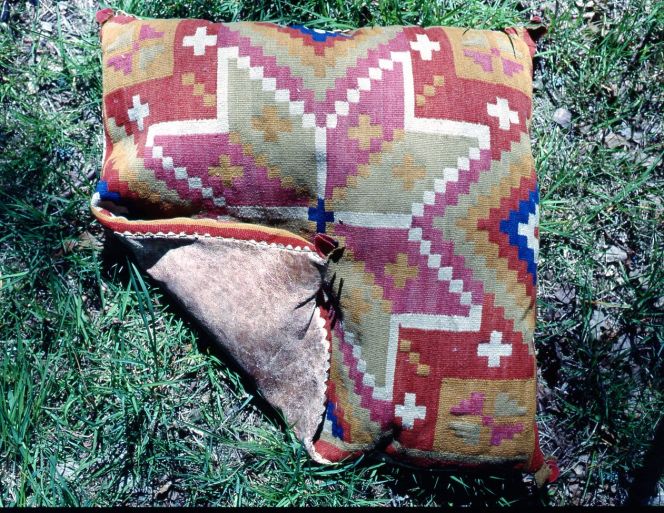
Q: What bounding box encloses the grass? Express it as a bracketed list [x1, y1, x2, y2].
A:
[0, 0, 662, 506]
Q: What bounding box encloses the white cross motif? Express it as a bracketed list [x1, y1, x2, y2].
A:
[487, 97, 519, 130]
[183, 26, 217, 56]
[410, 33, 440, 61]
[518, 204, 539, 262]
[128, 94, 149, 131]
[140, 48, 491, 403]
[395, 392, 427, 429]
[477, 331, 512, 368]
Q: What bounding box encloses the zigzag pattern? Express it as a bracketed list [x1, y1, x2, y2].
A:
[94, 14, 543, 470]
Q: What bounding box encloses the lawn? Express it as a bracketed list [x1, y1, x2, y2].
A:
[0, 0, 662, 507]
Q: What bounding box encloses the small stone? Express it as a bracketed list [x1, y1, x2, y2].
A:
[619, 126, 633, 139]
[77, 231, 103, 251]
[605, 245, 628, 263]
[604, 132, 629, 149]
[573, 463, 585, 476]
[640, 155, 658, 168]
[56, 461, 77, 479]
[589, 310, 608, 341]
[553, 107, 572, 128]
[554, 283, 576, 305]
[155, 480, 172, 498]
[612, 334, 631, 355]
[40, 21, 52, 32]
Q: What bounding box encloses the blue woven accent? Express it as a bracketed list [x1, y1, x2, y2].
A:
[308, 197, 334, 233]
[499, 187, 538, 283]
[291, 25, 349, 42]
[95, 180, 121, 203]
[325, 402, 344, 439]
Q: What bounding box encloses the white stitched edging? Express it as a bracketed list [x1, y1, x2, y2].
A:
[114, 230, 326, 264]
[307, 305, 334, 465]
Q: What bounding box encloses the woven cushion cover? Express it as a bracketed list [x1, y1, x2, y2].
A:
[92, 9, 556, 482]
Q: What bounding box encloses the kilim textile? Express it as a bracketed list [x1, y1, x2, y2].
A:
[91, 8, 557, 483]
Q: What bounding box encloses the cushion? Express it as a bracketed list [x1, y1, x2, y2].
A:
[91, 8, 557, 483]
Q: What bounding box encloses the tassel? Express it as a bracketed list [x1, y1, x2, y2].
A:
[95, 8, 115, 25]
[534, 456, 560, 488]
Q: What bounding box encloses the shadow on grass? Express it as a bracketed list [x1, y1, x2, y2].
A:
[374, 462, 543, 507]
